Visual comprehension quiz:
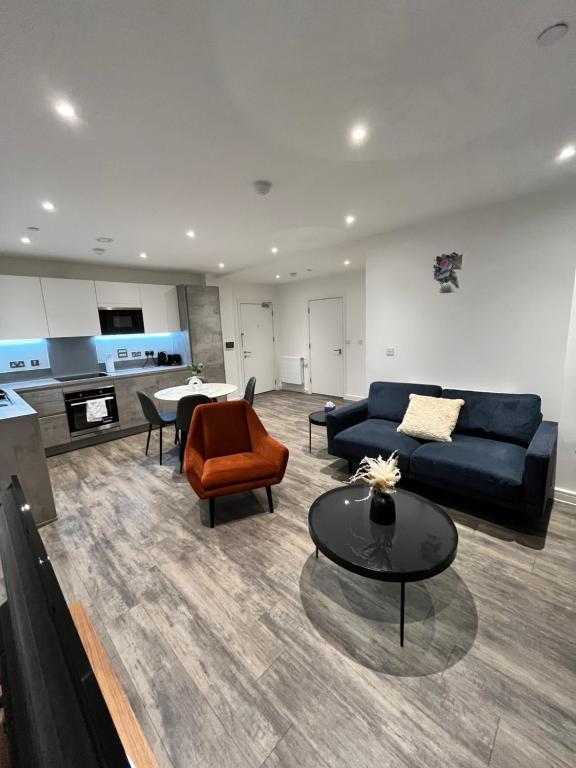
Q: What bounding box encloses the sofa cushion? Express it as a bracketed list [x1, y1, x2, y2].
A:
[410, 434, 526, 502]
[368, 382, 442, 422]
[398, 394, 465, 442]
[333, 418, 422, 474]
[202, 452, 276, 490]
[443, 389, 542, 447]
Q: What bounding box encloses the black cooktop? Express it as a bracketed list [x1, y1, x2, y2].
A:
[54, 372, 109, 383]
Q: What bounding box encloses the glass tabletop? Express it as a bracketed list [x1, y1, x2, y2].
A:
[308, 486, 458, 582]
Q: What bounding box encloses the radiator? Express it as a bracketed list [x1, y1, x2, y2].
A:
[280, 356, 304, 385]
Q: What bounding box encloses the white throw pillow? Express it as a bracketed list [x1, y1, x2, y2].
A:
[397, 394, 464, 442]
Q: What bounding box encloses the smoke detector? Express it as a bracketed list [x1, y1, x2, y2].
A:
[253, 180, 273, 196]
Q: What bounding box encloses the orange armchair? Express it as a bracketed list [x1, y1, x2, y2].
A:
[184, 400, 289, 527]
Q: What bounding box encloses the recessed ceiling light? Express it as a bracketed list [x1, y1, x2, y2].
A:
[41, 201, 55, 211]
[54, 100, 78, 121]
[139, 252, 147, 259]
[218, 263, 225, 269]
[345, 214, 356, 226]
[556, 144, 576, 163]
[271, 246, 279, 254]
[344, 260, 350, 266]
[96, 236, 114, 243]
[20, 237, 31, 244]
[275, 274, 280, 279]
[537, 22, 569, 46]
[186, 230, 196, 239]
[349, 123, 368, 146]
[93, 248, 105, 255]
[27, 226, 40, 231]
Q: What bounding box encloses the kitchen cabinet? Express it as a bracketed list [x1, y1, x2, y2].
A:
[140, 284, 180, 334]
[115, 373, 160, 429]
[20, 386, 65, 417]
[39, 414, 70, 448]
[41, 278, 100, 338]
[115, 369, 189, 428]
[95, 281, 142, 308]
[0, 275, 49, 340]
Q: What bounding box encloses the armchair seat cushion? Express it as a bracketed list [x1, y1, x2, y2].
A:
[202, 452, 277, 490]
[410, 434, 526, 502]
[333, 418, 422, 474]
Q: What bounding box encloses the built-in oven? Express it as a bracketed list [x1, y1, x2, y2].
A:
[98, 307, 145, 335]
[64, 384, 120, 439]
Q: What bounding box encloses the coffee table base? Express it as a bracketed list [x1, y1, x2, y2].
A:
[315, 547, 407, 647]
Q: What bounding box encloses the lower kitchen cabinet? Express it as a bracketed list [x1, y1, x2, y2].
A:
[39, 414, 71, 448]
[20, 387, 65, 417]
[115, 374, 161, 428]
[115, 370, 190, 427]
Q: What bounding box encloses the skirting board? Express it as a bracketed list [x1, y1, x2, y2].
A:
[554, 487, 576, 505]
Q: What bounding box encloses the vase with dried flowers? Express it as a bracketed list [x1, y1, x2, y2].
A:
[349, 452, 401, 524]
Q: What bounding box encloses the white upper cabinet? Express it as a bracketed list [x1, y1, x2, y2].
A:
[0, 275, 50, 340]
[94, 281, 142, 308]
[140, 284, 180, 333]
[40, 278, 101, 338]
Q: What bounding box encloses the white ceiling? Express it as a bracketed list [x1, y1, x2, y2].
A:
[1, 0, 575, 281]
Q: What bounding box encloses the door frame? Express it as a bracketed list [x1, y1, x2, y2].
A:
[237, 300, 277, 393]
[307, 296, 346, 396]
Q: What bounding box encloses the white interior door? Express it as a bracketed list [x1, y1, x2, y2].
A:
[239, 302, 276, 394]
[309, 297, 345, 396]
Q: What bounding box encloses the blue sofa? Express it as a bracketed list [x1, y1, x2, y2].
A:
[327, 382, 557, 519]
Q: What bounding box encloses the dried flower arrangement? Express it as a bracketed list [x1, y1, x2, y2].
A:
[349, 452, 401, 496]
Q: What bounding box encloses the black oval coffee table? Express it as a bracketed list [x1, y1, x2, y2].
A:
[308, 485, 458, 646]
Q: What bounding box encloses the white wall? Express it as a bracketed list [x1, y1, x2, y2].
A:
[275, 270, 366, 399]
[364, 185, 576, 493]
[557, 277, 576, 499]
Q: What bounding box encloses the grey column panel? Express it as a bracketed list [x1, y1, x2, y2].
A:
[178, 285, 226, 383]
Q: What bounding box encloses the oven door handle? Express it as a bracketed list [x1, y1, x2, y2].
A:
[69, 396, 115, 406]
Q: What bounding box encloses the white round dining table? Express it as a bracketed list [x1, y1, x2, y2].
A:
[154, 382, 238, 402]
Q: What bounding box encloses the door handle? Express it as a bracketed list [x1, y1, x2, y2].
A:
[333, 348, 342, 355]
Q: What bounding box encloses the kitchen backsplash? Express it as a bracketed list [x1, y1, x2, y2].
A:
[0, 339, 49, 374]
[95, 331, 190, 365]
[0, 332, 191, 374]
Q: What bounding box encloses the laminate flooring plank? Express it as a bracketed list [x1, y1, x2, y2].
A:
[260, 726, 332, 768]
[142, 584, 290, 766]
[489, 716, 575, 768]
[260, 595, 495, 767]
[107, 604, 252, 768]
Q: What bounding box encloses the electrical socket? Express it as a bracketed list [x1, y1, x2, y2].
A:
[131, 351, 142, 358]
[10, 361, 25, 369]
[117, 348, 128, 359]
[30, 359, 40, 367]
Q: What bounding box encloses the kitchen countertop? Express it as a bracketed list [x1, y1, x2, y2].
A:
[0, 388, 36, 421]
[0, 365, 190, 393]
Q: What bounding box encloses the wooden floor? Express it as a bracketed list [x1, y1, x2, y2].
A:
[41, 391, 576, 768]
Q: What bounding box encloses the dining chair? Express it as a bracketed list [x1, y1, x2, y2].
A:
[243, 376, 256, 406]
[137, 391, 177, 466]
[176, 394, 211, 473]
